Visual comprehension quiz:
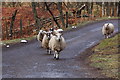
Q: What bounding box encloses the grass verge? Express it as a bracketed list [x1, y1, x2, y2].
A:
[88, 33, 120, 79]
[1, 36, 36, 45]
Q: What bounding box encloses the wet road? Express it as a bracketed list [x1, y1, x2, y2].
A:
[2, 19, 119, 78]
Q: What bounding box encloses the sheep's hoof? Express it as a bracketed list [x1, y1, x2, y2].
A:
[48, 53, 51, 55]
[56, 57, 59, 60]
[48, 50, 51, 54]
[54, 56, 56, 59]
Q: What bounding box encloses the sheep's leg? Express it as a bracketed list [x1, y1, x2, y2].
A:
[54, 53, 56, 58]
[109, 33, 112, 38]
[108, 35, 110, 38]
[107, 33, 110, 38]
[106, 34, 109, 38]
[107, 33, 111, 38]
[104, 34, 106, 39]
[47, 50, 48, 54]
[105, 34, 109, 39]
[54, 51, 57, 58]
[56, 52, 59, 60]
[48, 49, 51, 54]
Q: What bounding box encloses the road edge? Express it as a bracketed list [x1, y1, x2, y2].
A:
[77, 32, 119, 79]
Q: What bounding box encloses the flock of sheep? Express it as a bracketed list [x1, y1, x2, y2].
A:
[37, 23, 114, 60]
[37, 28, 66, 60]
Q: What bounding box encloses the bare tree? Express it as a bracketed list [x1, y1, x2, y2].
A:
[31, 2, 43, 31]
[117, 2, 120, 17]
[57, 2, 65, 29]
[9, 10, 17, 38]
[102, 1, 105, 17]
[44, 2, 61, 28]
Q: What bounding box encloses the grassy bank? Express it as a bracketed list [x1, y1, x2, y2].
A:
[1, 36, 36, 45]
[88, 34, 120, 79]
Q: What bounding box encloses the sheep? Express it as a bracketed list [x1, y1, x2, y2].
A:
[102, 23, 114, 39]
[41, 31, 53, 54]
[56, 29, 63, 33]
[37, 30, 46, 42]
[51, 28, 64, 35]
[49, 32, 66, 60]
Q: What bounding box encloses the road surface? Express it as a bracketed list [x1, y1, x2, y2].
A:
[2, 19, 119, 78]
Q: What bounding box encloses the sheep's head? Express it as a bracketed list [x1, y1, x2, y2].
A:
[49, 28, 54, 32]
[105, 23, 109, 30]
[39, 30, 46, 34]
[39, 30, 43, 33]
[51, 29, 63, 36]
[57, 29, 63, 33]
[55, 33, 62, 42]
[45, 32, 51, 40]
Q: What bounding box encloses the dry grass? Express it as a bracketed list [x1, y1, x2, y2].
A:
[89, 34, 120, 79]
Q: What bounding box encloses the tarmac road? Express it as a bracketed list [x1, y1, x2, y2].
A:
[2, 19, 119, 78]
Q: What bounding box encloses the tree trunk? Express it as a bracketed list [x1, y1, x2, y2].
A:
[9, 10, 17, 39]
[102, 1, 105, 17]
[5, 21, 8, 39]
[106, 2, 110, 16]
[117, 2, 120, 17]
[57, 2, 65, 29]
[66, 11, 68, 28]
[12, 2, 16, 7]
[20, 19, 22, 38]
[44, 2, 61, 28]
[32, 2, 43, 31]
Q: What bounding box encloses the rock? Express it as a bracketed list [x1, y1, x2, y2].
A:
[6, 45, 10, 48]
[21, 40, 27, 43]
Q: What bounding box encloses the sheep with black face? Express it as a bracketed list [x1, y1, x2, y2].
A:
[102, 23, 114, 39]
[37, 30, 46, 42]
[42, 31, 52, 54]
